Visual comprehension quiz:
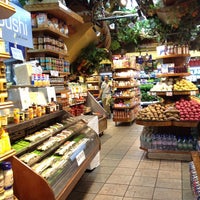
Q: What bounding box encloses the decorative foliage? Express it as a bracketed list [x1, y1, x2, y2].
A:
[70, 43, 109, 76]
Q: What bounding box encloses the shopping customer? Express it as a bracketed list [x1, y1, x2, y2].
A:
[98, 75, 112, 118]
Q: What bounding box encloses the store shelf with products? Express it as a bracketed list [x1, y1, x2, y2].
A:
[190, 151, 200, 199]
[136, 51, 200, 160]
[112, 56, 141, 126]
[6, 110, 100, 200]
[86, 75, 101, 98]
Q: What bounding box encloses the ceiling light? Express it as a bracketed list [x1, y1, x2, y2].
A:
[109, 23, 115, 30]
[92, 26, 101, 37]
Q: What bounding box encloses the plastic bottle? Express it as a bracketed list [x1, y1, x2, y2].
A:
[177, 137, 183, 150]
[1, 162, 13, 189]
[172, 135, 177, 150]
[0, 128, 11, 153]
[156, 134, 162, 150]
[162, 135, 167, 150]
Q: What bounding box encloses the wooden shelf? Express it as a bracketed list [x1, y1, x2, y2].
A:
[0, 101, 14, 109]
[113, 96, 134, 99]
[112, 67, 139, 71]
[136, 119, 199, 127]
[24, 2, 84, 26]
[156, 72, 191, 78]
[113, 103, 139, 110]
[191, 151, 200, 182]
[0, 2, 15, 19]
[27, 49, 68, 57]
[113, 76, 134, 79]
[140, 147, 192, 161]
[136, 120, 172, 126]
[0, 52, 10, 61]
[0, 149, 16, 162]
[32, 27, 69, 41]
[156, 54, 190, 59]
[115, 85, 136, 89]
[6, 110, 66, 135]
[86, 81, 99, 84]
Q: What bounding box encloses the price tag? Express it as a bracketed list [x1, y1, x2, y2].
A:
[190, 91, 196, 95]
[151, 92, 156, 96]
[50, 70, 59, 77]
[61, 93, 67, 98]
[166, 91, 173, 96]
[11, 47, 24, 61]
[76, 150, 86, 166]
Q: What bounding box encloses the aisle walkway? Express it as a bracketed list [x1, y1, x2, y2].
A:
[67, 119, 194, 200]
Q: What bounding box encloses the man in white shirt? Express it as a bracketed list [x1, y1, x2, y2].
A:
[98, 75, 112, 118]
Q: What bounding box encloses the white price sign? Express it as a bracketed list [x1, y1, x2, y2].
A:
[11, 47, 24, 61]
[151, 92, 156, 96]
[190, 91, 196, 95]
[166, 91, 173, 96]
[76, 150, 86, 166]
[50, 70, 59, 77]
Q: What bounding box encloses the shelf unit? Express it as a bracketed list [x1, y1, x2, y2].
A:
[112, 66, 140, 126]
[136, 53, 200, 160]
[6, 110, 100, 200]
[0, 1, 15, 19]
[24, 2, 83, 102]
[86, 75, 101, 98]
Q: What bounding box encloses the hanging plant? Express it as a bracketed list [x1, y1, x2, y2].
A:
[70, 43, 109, 76]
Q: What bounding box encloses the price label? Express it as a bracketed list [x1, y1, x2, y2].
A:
[151, 92, 156, 96]
[166, 91, 173, 96]
[61, 93, 67, 98]
[11, 47, 24, 61]
[76, 150, 86, 166]
[190, 91, 196, 95]
[50, 70, 59, 77]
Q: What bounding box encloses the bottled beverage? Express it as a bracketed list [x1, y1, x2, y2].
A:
[172, 135, 177, 150]
[0, 128, 11, 153]
[177, 137, 183, 150]
[156, 134, 162, 150]
[1, 162, 13, 189]
[151, 134, 157, 149]
[162, 135, 167, 150]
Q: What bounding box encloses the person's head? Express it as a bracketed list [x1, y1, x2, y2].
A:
[104, 75, 109, 83]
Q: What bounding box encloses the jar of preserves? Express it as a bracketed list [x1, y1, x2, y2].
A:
[13, 108, 20, 124]
[1, 162, 13, 188]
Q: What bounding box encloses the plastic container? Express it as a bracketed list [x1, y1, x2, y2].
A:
[1, 162, 13, 188]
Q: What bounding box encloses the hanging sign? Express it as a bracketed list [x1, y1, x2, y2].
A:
[0, 3, 33, 48]
[11, 46, 24, 61]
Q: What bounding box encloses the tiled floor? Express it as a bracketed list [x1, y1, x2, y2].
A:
[67, 119, 194, 200]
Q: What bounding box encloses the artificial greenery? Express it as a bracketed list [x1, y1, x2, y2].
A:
[70, 43, 109, 76]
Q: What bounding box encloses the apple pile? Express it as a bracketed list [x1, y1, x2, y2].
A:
[175, 98, 200, 121]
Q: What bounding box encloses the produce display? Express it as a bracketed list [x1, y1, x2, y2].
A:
[137, 97, 200, 122]
[173, 78, 198, 91]
[175, 98, 200, 120]
[150, 78, 173, 91]
[137, 103, 175, 121]
[150, 77, 198, 92]
[140, 83, 158, 102]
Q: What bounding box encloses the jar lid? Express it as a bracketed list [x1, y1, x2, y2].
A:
[1, 162, 12, 170]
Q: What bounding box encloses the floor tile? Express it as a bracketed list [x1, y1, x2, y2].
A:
[158, 170, 181, 179]
[156, 177, 182, 189]
[99, 183, 128, 196]
[74, 181, 104, 194]
[91, 166, 115, 175]
[100, 158, 121, 167]
[153, 187, 182, 200]
[125, 185, 154, 199]
[106, 174, 132, 184]
[160, 160, 181, 170]
[118, 159, 140, 168]
[94, 194, 123, 200]
[112, 167, 136, 176]
[67, 192, 96, 200]
[182, 189, 194, 200]
[84, 172, 110, 183]
[130, 176, 157, 187]
[134, 168, 159, 178]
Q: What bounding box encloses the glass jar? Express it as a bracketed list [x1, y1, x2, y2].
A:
[0, 188, 5, 200]
[4, 186, 13, 200]
[1, 162, 13, 188]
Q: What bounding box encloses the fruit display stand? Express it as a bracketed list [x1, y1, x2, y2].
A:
[112, 59, 141, 126]
[136, 53, 200, 161]
[6, 110, 100, 200]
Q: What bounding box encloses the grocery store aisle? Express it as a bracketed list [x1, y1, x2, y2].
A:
[67, 119, 194, 200]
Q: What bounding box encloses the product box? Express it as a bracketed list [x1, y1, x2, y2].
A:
[14, 63, 33, 85]
[156, 45, 167, 56]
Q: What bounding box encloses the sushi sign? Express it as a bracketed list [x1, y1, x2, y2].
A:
[0, 3, 33, 48]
